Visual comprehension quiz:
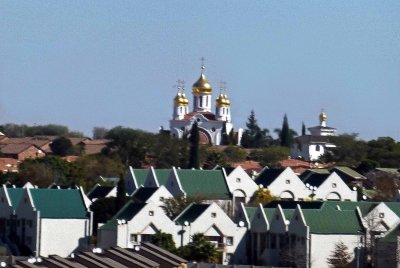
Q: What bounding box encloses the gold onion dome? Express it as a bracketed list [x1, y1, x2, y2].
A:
[192, 66, 212, 94]
[319, 111, 327, 122]
[174, 92, 189, 106]
[216, 93, 230, 107]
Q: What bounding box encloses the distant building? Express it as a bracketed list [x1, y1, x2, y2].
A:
[169, 62, 242, 145]
[291, 111, 337, 161]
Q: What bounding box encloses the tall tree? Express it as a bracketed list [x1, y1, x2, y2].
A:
[115, 174, 127, 212]
[280, 114, 290, 147]
[178, 233, 219, 263]
[302, 122, 306, 136]
[151, 231, 177, 252]
[326, 241, 352, 268]
[220, 122, 230, 145]
[50, 136, 74, 156]
[188, 122, 200, 169]
[241, 110, 271, 148]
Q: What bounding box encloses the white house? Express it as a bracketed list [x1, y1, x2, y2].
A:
[255, 167, 309, 201]
[15, 188, 92, 257]
[174, 202, 247, 264]
[222, 166, 258, 212]
[98, 200, 179, 249]
[303, 172, 357, 201]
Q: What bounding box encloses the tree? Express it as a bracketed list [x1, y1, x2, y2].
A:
[326, 241, 352, 268]
[50, 136, 74, 156]
[280, 114, 291, 147]
[202, 149, 227, 169]
[162, 196, 203, 219]
[90, 197, 118, 235]
[241, 110, 271, 148]
[253, 146, 289, 167]
[223, 145, 247, 163]
[92, 127, 109, 139]
[220, 122, 230, 146]
[115, 174, 127, 212]
[151, 134, 189, 168]
[151, 231, 176, 252]
[178, 233, 219, 263]
[302, 122, 306, 136]
[249, 188, 276, 206]
[188, 122, 200, 169]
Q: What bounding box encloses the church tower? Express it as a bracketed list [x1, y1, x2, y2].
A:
[192, 61, 212, 113]
[215, 83, 231, 122]
[172, 81, 189, 120]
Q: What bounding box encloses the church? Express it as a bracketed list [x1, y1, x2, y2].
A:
[168, 63, 240, 145]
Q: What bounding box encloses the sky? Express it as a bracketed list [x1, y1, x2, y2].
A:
[0, 1, 399, 140]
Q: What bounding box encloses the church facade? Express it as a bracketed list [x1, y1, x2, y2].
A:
[169, 64, 239, 145]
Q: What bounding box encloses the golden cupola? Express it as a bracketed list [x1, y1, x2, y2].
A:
[319, 111, 327, 122]
[174, 92, 189, 106]
[192, 65, 212, 94]
[216, 93, 231, 107]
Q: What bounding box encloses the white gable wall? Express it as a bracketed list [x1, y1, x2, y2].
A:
[267, 168, 309, 200]
[225, 166, 258, 204]
[313, 172, 357, 201]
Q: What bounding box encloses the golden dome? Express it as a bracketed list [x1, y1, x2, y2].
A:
[174, 93, 189, 106]
[216, 93, 230, 107]
[319, 111, 327, 122]
[192, 66, 212, 94]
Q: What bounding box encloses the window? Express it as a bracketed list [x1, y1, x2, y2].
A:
[332, 183, 337, 188]
[130, 234, 138, 242]
[199, 97, 203, 107]
[149, 211, 154, 216]
[226, 236, 234, 246]
[141, 234, 153, 242]
[225, 253, 233, 263]
[211, 212, 217, 218]
[379, 213, 385, 218]
[285, 180, 290, 184]
[236, 178, 241, 183]
[316, 145, 320, 151]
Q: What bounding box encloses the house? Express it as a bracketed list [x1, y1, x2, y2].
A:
[125, 167, 149, 195]
[131, 185, 174, 207]
[222, 166, 258, 215]
[164, 168, 232, 212]
[0, 143, 45, 160]
[98, 201, 178, 249]
[329, 166, 366, 186]
[174, 202, 247, 264]
[15, 188, 92, 257]
[87, 184, 117, 202]
[288, 204, 365, 268]
[255, 167, 309, 200]
[302, 172, 357, 201]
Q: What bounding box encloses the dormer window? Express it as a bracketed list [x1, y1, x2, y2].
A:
[211, 212, 217, 218]
[149, 211, 154, 216]
[285, 180, 290, 184]
[332, 183, 337, 188]
[379, 213, 384, 218]
[236, 178, 241, 183]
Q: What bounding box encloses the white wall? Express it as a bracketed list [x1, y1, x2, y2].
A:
[313, 172, 357, 201]
[267, 168, 309, 201]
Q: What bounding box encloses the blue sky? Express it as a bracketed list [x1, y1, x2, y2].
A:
[0, 1, 399, 140]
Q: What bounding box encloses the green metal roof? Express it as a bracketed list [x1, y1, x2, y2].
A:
[383, 202, 400, 217]
[29, 189, 88, 219]
[154, 169, 172, 186]
[324, 201, 377, 216]
[331, 166, 365, 179]
[100, 200, 146, 230]
[6, 188, 24, 210]
[302, 208, 364, 234]
[263, 208, 276, 221]
[175, 203, 210, 225]
[244, 207, 258, 222]
[132, 169, 149, 186]
[176, 170, 231, 200]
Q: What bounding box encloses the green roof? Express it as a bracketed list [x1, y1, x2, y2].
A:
[380, 222, 400, 243]
[375, 168, 400, 176]
[154, 169, 172, 186]
[175, 203, 210, 225]
[331, 166, 365, 179]
[324, 201, 377, 216]
[244, 207, 258, 222]
[176, 170, 231, 200]
[263, 208, 276, 221]
[132, 169, 149, 186]
[30, 189, 88, 219]
[6, 188, 24, 210]
[100, 200, 146, 230]
[383, 202, 400, 217]
[301, 208, 364, 234]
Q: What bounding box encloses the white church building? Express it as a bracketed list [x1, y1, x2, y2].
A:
[169, 62, 241, 145]
[290, 111, 337, 161]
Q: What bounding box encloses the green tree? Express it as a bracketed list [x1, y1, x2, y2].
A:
[151, 231, 176, 252]
[50, 136, 74, 156]
[188, 122, 200, 169]
[326, 241, 352, 268]
[203, 150, 227, 169]
[253, 146, 289, 167]
[280, 114, 291, 147]
[223, 145, 247, 163]
[151, 134, 189, 168]
[116, 174, 127, 211]
[220, 122, 230, 146]
[241, 110, 271, 148]
[250, 188, 276, 206]
[178, 233, 219, 263]
[162, 197, 204, 219]
[25, 124, 69, 136]
[92, 127, 109, 139]
[302, 122, 306, 136]
[90, 197, 118, 235]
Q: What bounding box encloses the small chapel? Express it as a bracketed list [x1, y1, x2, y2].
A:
[169, 62, 240, 145]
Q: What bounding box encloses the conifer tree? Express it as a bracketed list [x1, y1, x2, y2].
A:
[188, 122, 200, 169]
[280, 114, 290, 147]
[220, 121, 230, 145]
[326, 241, 352, 268]
[302, 122, 306, 136]
[241, 110, 271, 148]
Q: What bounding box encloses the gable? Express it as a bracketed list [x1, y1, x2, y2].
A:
[141, 223, 159, 234]
[204, 225, 223, 237]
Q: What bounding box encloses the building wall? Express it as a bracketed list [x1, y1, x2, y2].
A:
[39, 218, 90, 257]
[313, 173, 357, 201]
[17, 146, 45, 161]
[267, 168, 309, 200]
